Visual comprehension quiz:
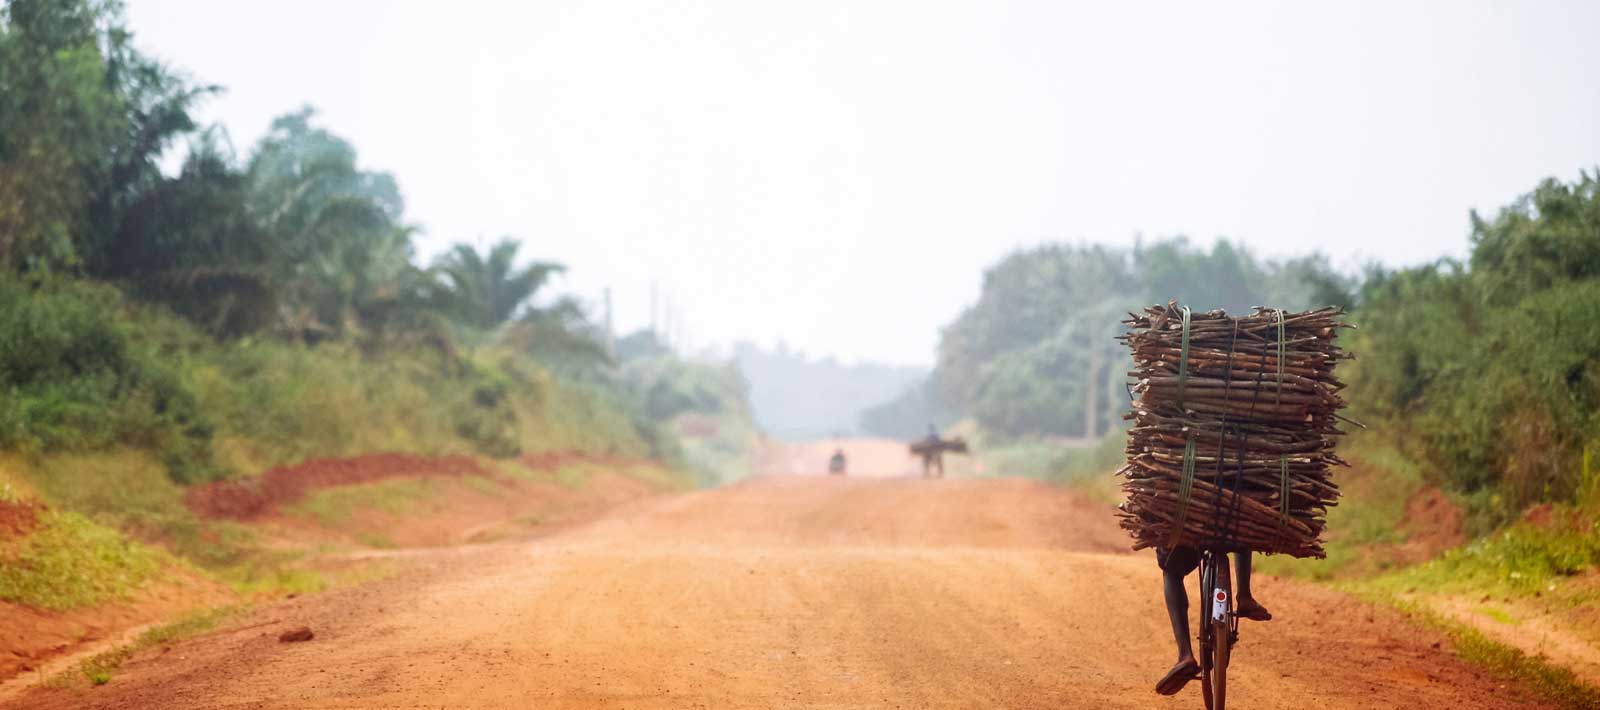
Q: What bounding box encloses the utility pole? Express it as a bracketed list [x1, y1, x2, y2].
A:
[662, 292, 674, 352]
[1085, 348, 1101, 440]
[603, 287, 616, 361]
[1108, 344, 1125, 431]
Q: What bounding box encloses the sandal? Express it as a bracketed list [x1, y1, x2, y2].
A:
[1235, 601, 1273, 622]
[1155, 658, 1201, 695]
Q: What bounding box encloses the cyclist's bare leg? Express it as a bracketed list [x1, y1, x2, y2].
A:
[1233, 552, 1273, 621]
[1155, 566, 1200, 694]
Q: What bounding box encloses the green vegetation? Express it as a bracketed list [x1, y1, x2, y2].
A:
[0, 0, 749, 506]
[0, 509, 165, 610]
[1348, 173, 1600, 527]
[286, 478, 445, 526]
[866, 238, 1350, 447]
[0, 278, 213, 480]
[1369, 511, 1600, 598]
[616, 331, 757, 485]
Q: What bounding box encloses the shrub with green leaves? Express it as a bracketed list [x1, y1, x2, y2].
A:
[0, 276, 215, 481]
[1348, 173, 1600, 525]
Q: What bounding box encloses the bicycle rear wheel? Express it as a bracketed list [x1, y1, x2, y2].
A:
[1209, 554, 1233, 710]
[1198, 552, 1216, 710]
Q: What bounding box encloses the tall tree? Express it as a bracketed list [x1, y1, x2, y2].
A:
[431, 239, 565, 332]
[0, 0, 212, 271]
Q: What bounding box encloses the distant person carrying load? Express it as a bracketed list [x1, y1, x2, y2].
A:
[908, 425, 968, 479]
[827, 448, 847, 476]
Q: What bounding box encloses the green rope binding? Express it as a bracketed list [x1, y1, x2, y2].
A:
[1177, 306, 1193, 410]
[1168, 431, 1198, 549]
[1278, 456, 1291, 531]
[1275, 309, 1291, 544]
[1275, 308, 1285, 405]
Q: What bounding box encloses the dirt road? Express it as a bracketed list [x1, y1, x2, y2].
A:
[7, 473, 1557, 709]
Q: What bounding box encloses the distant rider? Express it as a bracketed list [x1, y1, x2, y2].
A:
[918, 425, 945, 479]
[828, 449, 847, 476]
[1154, 547, 1273, 695]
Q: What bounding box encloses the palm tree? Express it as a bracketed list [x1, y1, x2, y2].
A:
[431, 238, 565, 332]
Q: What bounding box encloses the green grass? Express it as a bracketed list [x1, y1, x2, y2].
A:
[357, 532, 397, 549]
[463, 475, 503, 496]
[154, 331, 652, 479]
[284, 478, 442, 526]
[1364, 511, 1600, 597]
[0, 509, 165, 610]
[16, 451, 323, 596]
[971, 438, 1060, 479]
[550, 463, 597, 489]
[67, 605, 242, 686]
[1476, 604, 1518, 625]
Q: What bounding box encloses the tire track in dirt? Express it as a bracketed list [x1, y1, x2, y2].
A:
[5, 472, 1561, 709]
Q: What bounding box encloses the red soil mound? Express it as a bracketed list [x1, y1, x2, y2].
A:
[517, 450, 580, 471]
[518, 450, 635, 471]
[1398, 485, 1466, 562]
[0, 572, 229, 682]
[187, 453, 490, 520]
[0, 500, 41, 540]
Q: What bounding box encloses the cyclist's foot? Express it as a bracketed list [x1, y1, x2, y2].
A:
[1235, 598, 1273, 621]
[1155, 657, 1201, 695]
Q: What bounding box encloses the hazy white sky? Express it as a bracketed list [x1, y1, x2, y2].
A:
[126, 1, 1600, 366]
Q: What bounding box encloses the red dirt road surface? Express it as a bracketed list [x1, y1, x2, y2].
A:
[5, 472, 1558, 709]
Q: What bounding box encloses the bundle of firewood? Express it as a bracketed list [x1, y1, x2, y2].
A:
[1115, 302, 1355, 558]
[909, 438, 969, 456]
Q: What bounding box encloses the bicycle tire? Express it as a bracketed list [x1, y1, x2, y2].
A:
[1210, 554, 1232, 710]
[1198, 552, 1216, 710]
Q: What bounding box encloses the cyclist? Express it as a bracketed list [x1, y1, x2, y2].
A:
[1154, 547, 1273, 695]
[827, 449, 847, 476]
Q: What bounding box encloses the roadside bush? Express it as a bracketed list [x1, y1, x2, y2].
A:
[0, 276, 214, 481]
[190, 340, 491, 470]
[1347, 174, 1600, 525]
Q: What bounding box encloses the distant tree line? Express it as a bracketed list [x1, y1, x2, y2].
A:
[864, 238, 1352, 441]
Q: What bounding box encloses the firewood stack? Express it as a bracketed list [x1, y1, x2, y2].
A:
[909, 438, 969, 456]
[1115, 301, 1355, 558]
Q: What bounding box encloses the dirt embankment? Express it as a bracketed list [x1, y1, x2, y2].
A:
[0, 574, 229, 684]
[2, 451, 675, 689]
[0, 500, 41, 539]
[185, 453, 492, 519]
[0, 498, 230, 683]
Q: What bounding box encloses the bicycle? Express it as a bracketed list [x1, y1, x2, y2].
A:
[1196, 548, 1238, 710]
